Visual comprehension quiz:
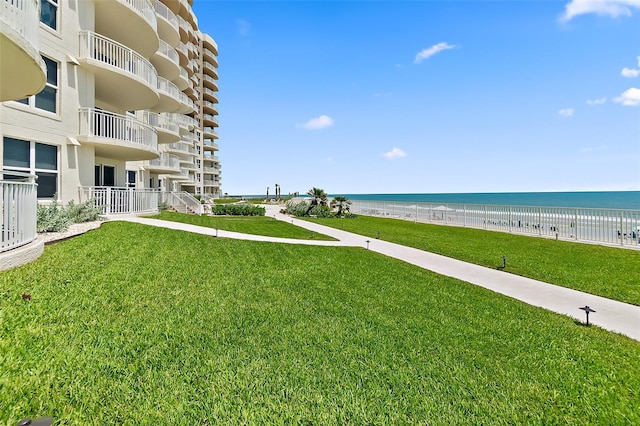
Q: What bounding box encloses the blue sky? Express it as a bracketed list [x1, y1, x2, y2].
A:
[194, 0, 640, 196]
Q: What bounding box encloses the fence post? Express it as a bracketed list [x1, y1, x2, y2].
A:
[538, 208, 542, 236]
[620, 210, 624, 246]
[574, 209, 578, 240]
[106, 187, 111, 215]
[129, 188, 134, 214]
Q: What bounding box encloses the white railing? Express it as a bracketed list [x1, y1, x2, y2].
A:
[144, 111, 179, 135]
[146, 153, 179, 170]
[157, 76, 180, 100]
[161, 191, 203, 214]
[153, 0, 178, 30]
[178, 92, 195, 111]
[202, 140, 219, 150]
[0, 169, 37, 253]
[122, 0, 157, 33]
[79, 31, 158, 90]
[170, 113, 198, 129]
[1, 0, 40, 53]
[202, 87, 218, 101]
[350, 200, 640, 247]
[203, 74, 218, 90]
[166, 141, 194, 155]
[156, 39, 179, 65]
[79, 107, 158, 152]
[79, 186, 159, 215]
[203, 180, 221, 186]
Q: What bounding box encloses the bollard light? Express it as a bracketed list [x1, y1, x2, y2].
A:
[215, 227, 218, 237]
[366, 240, 370, 250]
[579, 305, 596, 326]
[376, 230, 380, 239]
[310, 231, 315, 239]
[502, 256, 507, 268]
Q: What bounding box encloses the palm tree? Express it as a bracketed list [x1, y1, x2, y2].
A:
[330, 196, 351, 217]
[305, 187, 328, 215]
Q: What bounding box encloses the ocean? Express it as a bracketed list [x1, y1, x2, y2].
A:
[329, 191, 640, 210]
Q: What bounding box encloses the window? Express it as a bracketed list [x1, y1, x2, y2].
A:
[95, 164, 116, 187]
[40, 0, 58, 30]
[14, 56, 58, 113]
[3, 137, 59, 199]
[126, 170, 136, 188]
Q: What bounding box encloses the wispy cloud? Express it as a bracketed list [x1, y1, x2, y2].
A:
[613, 87, 640, 106]
[298, 115, 334, 130]
[383, 147, 407, 160]
[558, 108, 575, 117]
[374, 92, 393, 97]
[560, 0, 640, 22]
[414, 42, 456, 64]
[587, 97, 607, 105]
[236, 19, 251, 36]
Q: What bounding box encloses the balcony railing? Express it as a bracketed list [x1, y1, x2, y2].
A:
[1, 0, 40, 52]
[153, 0, 178, 29]
[170, 113, 198, 129]
[144, 111, 179, 135]
[166, 141, 195, 155]
[123, 0, 157, 32]
[158, 76, 180, 100]
[79, 186, 159, 215]
[147, 153, 179, 169]
[0, 169, 37, 253]
[79, 108, 158, 152]
[203, 74, 218, 90]
[79, 31, 158, 90]
[157, 39, 179, 65]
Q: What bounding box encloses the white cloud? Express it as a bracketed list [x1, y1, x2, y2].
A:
[383, 147, 407, 160]
[587, 97, 607, 105]
[236, 19, 251, 36]
[558, 108, 575, 117]
[613, 87, 640, 106]
[414, 42, 456, 64]
[560, 0, 640, 22]
[298, 115, 334, 130]
[622, 67, 640, 77]
[374, 92, 393, 97]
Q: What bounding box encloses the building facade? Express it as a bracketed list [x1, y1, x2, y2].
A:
[0, 0, 221, 206]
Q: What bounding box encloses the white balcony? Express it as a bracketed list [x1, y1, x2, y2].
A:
[203, 179, 221, 187]
[201, 33, 218, 56]
[94, 0, 159, 58]
[176, 91, 195, 114]
[0, 0, 46, 101]
[78, 108, 159, 161]
[203, 60, 218, 79]
[203, 113, 218, 127]
[150, 39, 179, 81]
[144, 111, 180, 143]
[153, 76, 181, 112]
[203, 74, 218, 91]
[79, 186, 159, 215]
[202, 127, 218, 139]
[154, 0, 179, 47]
[165, 141, 195, 156]
[78, 31, 159, 110]
[145, 152, 180, 173]
[203, 100, 218, 115]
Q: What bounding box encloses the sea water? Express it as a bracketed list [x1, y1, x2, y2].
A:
[333, 191, 640, 210]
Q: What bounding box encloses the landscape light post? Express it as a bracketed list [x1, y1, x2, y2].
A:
[579, 305, 596, 326]
[366, 240, 370, 250]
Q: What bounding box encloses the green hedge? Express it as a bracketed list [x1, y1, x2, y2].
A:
[211, 204, 265, 216]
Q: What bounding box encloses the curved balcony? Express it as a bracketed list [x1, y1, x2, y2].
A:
[178, 0, 197, 34]
[154, 0, 179, 47]
[94, 0, 158, 58]
[0, 0, 46, 101]
[203, 61, 218, 80]
[78, 31, 158, 110]
[203, 100, 218, 115]
[202, 87, 218, 103]
[78, 108, 159, 161]
[152, 76, 181, 112]
[174, 67, 189, 91]
[150, 39, 179, 81]
[144, 111, 180, 144]
[160, 0, 180, 15]
[203, 180, 221, 188]
[165, 141, 195, 156]
[202, 140, 219, 151]
[145, 152, 180, 173]
[170, 113, 197, 134]
[203, 74, 218, 92]
[203, 127, 218, 140]
[176, 41, 188, 66]
[201, 33, 218, 56]
[177, 91, 195, 114]
[177, 15, 191, 43]
[203, 113, 218, 127]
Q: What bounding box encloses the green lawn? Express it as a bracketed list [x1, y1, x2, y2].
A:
[150, 211, 336, 240]
[305, 216, 640, 306]
[1, 222, 638, 424]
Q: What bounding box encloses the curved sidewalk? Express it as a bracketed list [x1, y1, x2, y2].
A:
[117, 211, 640, 342]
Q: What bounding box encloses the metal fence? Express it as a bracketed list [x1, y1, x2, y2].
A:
[1, 169, 38, 252]
[350, 200, 640, 247]
[79, 187, 159, 215]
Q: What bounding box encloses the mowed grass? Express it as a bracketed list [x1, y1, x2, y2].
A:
[1, 222, 639, 424]
[150, 211, 336, 240]
[305, 216, 640, 306]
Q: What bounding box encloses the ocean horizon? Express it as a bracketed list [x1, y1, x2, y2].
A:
[240, 191, 640, 210]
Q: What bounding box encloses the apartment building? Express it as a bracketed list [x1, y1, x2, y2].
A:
[0, 0, 221, 208]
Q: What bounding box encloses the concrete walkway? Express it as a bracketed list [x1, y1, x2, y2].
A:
[116, 209, 640, 342]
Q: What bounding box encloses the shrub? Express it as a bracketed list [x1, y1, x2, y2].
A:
[158, 201, 169, 211]
[284, 200, 310, 217]
[210, 204, 265, 216]
[309, 205, 332, 218]
[37, 197, 103, 233]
